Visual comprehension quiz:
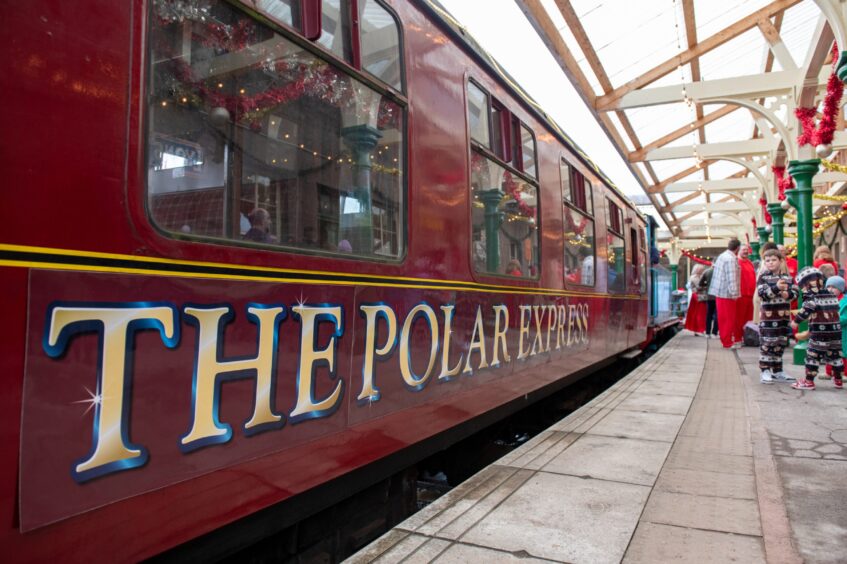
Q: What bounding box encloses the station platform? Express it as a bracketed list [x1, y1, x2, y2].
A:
[347, 333, 846, 563]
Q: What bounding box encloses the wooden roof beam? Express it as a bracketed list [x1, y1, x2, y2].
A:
[648, 161, 714, 194]
[629, 104, 738, 161]
[595, 0, 802, 111]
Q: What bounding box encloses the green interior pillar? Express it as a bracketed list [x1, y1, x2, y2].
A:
[341, 124, 382, 253]
[670, 264, 678, 290]
[786, 158, 820, 365]
[767, 203, 785, 245]
[751, 241, 761, 260]
[480, 189, 505, 272]
[757, 226, 770, 247]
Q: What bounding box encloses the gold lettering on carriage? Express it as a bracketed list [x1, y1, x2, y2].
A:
[43, 300, 589, 482]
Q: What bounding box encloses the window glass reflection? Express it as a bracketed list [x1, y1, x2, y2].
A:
[359, 0, 402, 89]
[147, 0, 404, 259]
[471, 151, 539, 278]
[564, 205, 594, 286]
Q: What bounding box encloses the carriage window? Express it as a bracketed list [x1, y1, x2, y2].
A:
[561, 161, 593, 215]
[607, 200, 623, 234]
[359, 0, 402, 90]
[147, 0, 405, 259]
[519, 124, 536, 178]
[563, 205, 595, 286]
[607, 231, 626, 293]
[318, 0, 353, 63]
[471, 151, 539, 278]
[639, 249, 648, 294]
[468, 82, 490, 146]
[254, 0, 297, 28]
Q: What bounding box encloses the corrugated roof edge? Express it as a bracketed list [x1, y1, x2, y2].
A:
[417, 0, 642, 217]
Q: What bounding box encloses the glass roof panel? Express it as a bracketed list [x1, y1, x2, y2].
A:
[703, 112, 755, 143]
[568, 0, 680, 87]
[694, 0, 772, 42]
[698, 28, 768, 80]
[781, 2, 825, 69]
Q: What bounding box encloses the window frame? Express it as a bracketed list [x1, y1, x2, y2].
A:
[252, 0, 406, 95]
[143, 0, 410, 264]
[560, 159, 593, 216]
[560, 156, 596, 288]
[605, 198, 626, 294]
[466, 78, 541, 282]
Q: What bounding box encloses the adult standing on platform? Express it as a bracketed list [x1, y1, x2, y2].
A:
[684, 264, 707, 335]
[736, 245, 756, 342]
[709, 239, 742, 348]
[813, 245, 839, 274]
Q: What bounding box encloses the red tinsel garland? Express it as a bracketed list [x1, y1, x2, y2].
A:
[771, 166, 794, 200]
[503, 172, 536, 219]
[795, 42, 843, 146]
[759, 194, 772, 224]
[681, 249, 712, 266]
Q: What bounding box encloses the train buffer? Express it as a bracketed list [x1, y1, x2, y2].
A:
[347, 332, 845, 563]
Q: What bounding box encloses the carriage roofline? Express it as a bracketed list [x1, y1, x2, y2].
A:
[416, 0, 644, 220]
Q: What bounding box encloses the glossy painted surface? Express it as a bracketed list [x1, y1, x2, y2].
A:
[0, 0, 649, 560]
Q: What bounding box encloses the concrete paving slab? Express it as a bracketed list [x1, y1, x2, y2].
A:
[623, 522, 766, 564]
[498, 430, 578, 469]
[617, 391, 693, 415]
[433, 542, 557, 563]
[775, 457, 847, 564]
[663, 446, 754, 475]
[542, 434, 671, 486]
[401, 537, 453, 564]
[654, 467, 757, 499]
[345, 529, 411, 563]
[461, 472, 650, 564]
[641, 490, 763, 536]
[587, 408, 686, 443]
[433, 468, 534, 540]
[634, 378, 700, 397]
[644, 371, 703, 384]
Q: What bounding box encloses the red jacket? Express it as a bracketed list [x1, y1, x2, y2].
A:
[739, 259, 756, 297]
[786, 257, 798, 278]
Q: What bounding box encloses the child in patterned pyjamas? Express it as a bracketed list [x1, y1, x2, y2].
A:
[757, 249, 798, 384]
[790, 266, 843, 390]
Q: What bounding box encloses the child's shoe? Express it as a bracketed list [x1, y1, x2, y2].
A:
[773, 371, 795, 382]
[835, 377, 843, 389]
[760, 369, 774, 384]
[791, 379, 816, 390]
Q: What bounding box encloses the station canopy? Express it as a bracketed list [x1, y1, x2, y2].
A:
[518, 0, 847, 248]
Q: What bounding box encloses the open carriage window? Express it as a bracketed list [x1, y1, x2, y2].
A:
[146, 0, 405, 260]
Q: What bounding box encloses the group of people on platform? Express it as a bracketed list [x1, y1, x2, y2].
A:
[684, 239, 847, 391]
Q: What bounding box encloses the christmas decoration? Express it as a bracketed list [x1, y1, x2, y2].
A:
[759, 194, 772, 224]
[795, 42, 843, 147]
[816, 143, 834, 158]
[772, 166, 793, 200]
[209, 106, 230, 127]
[680, 248, 712, 266]
[781, 199, 791, 210]
[765, 224, 772, 233]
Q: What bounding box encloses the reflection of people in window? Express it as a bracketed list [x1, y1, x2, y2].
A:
[580, 247, 595, 286]
[506, 259, 522, 277]
[243, 208, 277, 244]
[473, 237, 486, 271]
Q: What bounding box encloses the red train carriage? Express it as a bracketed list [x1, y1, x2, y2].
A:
[0, 0, 654, 559]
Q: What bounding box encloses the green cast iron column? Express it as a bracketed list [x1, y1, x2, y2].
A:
[786, 158, 820, 365]
[670, 264, 678, 291]
[767, 203, 786, 245]
[751, 240, 761, 260]
[757, 226, 770, 248]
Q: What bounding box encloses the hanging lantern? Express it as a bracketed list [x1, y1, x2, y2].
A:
[816, 143, 834, 158]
